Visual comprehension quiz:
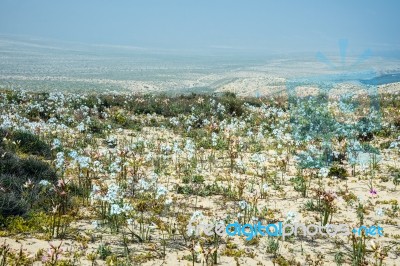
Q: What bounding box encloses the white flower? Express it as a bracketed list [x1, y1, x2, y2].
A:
[190, 211, 203, 222]
[161, 144, 172, 154]
[169, 117, 180, 126]
[262, 183, 269, 191]
[122, 203, 133, 212]
[92, 220, 100, 229]
[110, 204, 122, 215]
[187, 226, 195, 236]
[238, 200, 247, 210]
[109, 161, 120, 173]
[375, 208, 384, 217]
[77, 122, 85, 132]
[389, 141, 398, 148]
[257, 131, 263, 140]
[150, 172, 158, 182]
[211, 132, 218, 147]
[156, 185, 168, 199]
[251, 153, 267, 165]
[38, 180, 51, 187]
[104, 183, 120, 203]
[138, 179, 150, 190]
[69, 150, 78, 159]
[194, 243, 202, 253]
[165, 198, 173, 205]
[90, 184, 102, 201]
[285, 211, 296, 222]
[148, 222, 157, 230]
[185, 139, 195, 159]
[51, 139, 61, 150]
[357, 152, 371, 169]
[217, 103, 225, 113]
[319, 167, 329, 178]
[107, 136, 117, 147]
[55, 152, 64, 169]
[145, 152, 154, 162]
[235, 158, 246, 171]
[77, 156, 91, 169]
[357, 195, 364, 202]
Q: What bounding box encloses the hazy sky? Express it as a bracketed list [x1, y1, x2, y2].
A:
[0, 0, 399, 54]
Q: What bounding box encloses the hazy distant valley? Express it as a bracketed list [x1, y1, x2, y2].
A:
[1, 36, 400, 96]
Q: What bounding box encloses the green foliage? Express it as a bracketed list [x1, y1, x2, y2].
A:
[176, 182, 224, 197]
[220, 92, 244, 116]
[87, 118, 106, 135]
[266, 237, 279, 257]
[380, 140, 393, 149]
[340, 191, 358, 204]
[328, 164, 348, 180]
[0, 89, 399, 264]
[113, 111, 128, 126]
[0, 241, 34, 266]
[182, 175, 205, 184]
[12, 130, 51, 158]
[290, 175, 307, 197]
[350, 233, 367, 266]
[273, 254, 300, 266]
[393, 172, 400, 187]
[304, 200, 321, 212]
[334, 251, 344, 266]
[0, 147, 57, 217]
[2, 211, 53, 235]
[192, 175, 205, 184]
[97, 244, 112, 260]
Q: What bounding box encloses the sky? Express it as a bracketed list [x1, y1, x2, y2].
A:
[0, 0, 399, 55]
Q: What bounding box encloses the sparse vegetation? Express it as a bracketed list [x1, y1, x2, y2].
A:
[0, 88, 399, 265]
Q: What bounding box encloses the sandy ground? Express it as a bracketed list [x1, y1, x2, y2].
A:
[1, 125, 400, 265]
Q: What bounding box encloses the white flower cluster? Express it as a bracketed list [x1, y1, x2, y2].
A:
[169, 117, 180, 126]
[238, 200, 247, 210]
[251, 153, 267, 165]
[90, 182, 134, 217]
[211, 132, 218, 147]
[110, 202, 133, 215]
[319, 167, 329, 178]
[185, 139, 195, 160]
[51, 138, 62, 150]
[55, 152, 64, 170]
[137, 172, 169, 199]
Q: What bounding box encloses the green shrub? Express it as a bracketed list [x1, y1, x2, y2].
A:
[88, 118, 106, 135]
[0, 148, 57, 217]
[12, 130, 51, 158]
[97, 244, 112, 260]
[0, 152, 56, 182]
[220, 92, 244, 116]
[290, 175, 307, 197]
[328, 164, 348, 180]
[0, 190, 27, 217]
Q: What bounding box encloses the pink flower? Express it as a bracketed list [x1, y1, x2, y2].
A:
[369, 188, 377, 197]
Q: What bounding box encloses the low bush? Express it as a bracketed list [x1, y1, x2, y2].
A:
[0, 148, 57, 217]
[0, 129, 51, 158]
